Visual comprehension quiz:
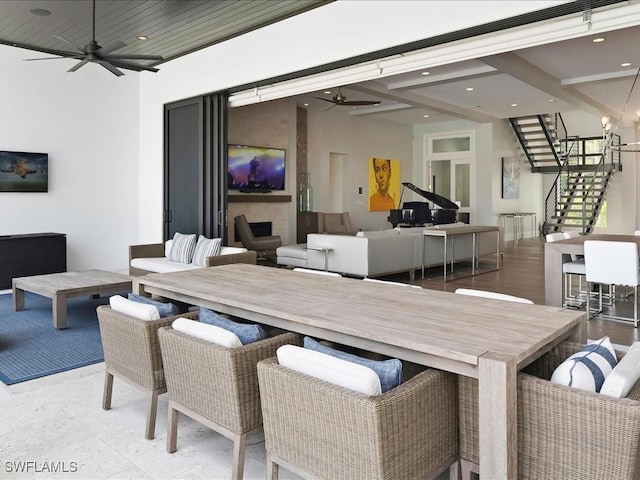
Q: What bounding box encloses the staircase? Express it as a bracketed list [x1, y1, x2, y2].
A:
[509, 113, 621, 235]
[509, 114, 563, 173]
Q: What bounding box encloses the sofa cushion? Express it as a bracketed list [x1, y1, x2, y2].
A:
[127, 293, 180, 318]
[550, 336, 617, 392]
[277, 344, 381, 395]
[356, 229, 400, 238]
[130, 257, 201, 274]
[168, 232, 197, 264]
[219, 246, 248, 255]
[109, 295, 160, 321]
[172, 317, 242, 348]
[303, 336, 402, 392]
[199, 307, 266, 345]
[192, 236, 222, 267]
[600, 341, 640, 398]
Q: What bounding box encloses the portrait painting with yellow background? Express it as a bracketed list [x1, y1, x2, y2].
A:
[368, 157, 400, 212]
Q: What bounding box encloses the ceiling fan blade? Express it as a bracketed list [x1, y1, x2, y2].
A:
[53, 35, 86, 53]
[67, 59, 89, 73]
[98, 60, 124, 77]
[102, 53, 164, 61]
[315, 97, 337, 104]
[342, 100, 381, 106]
[24, 55, 84, 61]
[107, 59, 159, 73]
[97, 40, 126, 55]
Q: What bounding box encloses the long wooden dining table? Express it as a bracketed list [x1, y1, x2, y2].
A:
[134, 263, 586, 480]
[544, 233, 640, 307]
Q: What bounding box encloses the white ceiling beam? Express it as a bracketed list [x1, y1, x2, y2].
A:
[348, 103, 413, 117]
[387, 64, 497, 90]
[481, 51, 620, 121]
[562, 68, 640, 87]
[349, 82, 495, 123]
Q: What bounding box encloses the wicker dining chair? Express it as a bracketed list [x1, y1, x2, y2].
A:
[458, 341, 640, 479]
[157, 326, 301, 480]
[96, 305, 198, 440]
[257, 357, 459, 480]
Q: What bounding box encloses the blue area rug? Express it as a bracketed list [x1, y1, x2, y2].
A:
[0, 292, 107, 385]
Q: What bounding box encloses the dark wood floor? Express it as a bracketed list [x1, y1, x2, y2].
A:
[382, 236, 640, 347]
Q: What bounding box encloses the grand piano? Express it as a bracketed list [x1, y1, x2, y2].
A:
[387, 182, 459, 227]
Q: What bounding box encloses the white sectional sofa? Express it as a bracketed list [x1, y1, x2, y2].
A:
[129, 240, 256, 276]
[305, 230, 419, 279]
[276, 223, 501, 278]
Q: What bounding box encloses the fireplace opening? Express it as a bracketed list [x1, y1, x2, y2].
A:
[234, 221, 272, 242]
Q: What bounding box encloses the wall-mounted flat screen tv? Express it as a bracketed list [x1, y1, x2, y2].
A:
[227, 144, 285, 191]
[0, 150, 48, 192]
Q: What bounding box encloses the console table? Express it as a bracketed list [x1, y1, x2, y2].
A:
[0, 233, 66, 289]
[422, 225, 500, 281]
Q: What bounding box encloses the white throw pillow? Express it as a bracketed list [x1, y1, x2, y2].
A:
[600, 342, 640, 398]
[168, 232, 197, 264]
[172, 317, 242, 348]
[109, 295, 160, 321]
[164, 239, 174, 257]
[550, 336, 617, 392]
[276, 344, 382, 395]
[191, 236, 222, 266]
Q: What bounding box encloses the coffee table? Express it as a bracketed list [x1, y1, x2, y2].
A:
[13, 269, 132, 329]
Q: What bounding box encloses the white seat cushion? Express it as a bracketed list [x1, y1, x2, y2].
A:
[109, 295, 160, 321]
[600, 341, 640, 398]
[276, 344, 382, 395]
[131, 257, 201, 273]
[562, 258, 585, 275]
[172, 317, 242, 348]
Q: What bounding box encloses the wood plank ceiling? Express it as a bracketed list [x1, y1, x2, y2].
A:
[0, 0, 332, 66]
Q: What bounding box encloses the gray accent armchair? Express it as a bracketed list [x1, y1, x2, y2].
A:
[234, 214, 282, 258]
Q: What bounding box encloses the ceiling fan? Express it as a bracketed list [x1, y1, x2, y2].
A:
[24, 0, 163, 77]
[315, 88, 381, 110]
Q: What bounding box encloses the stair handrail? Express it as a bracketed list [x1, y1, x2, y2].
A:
[581, 133, 620, 233]
[543, 135, 579, 234]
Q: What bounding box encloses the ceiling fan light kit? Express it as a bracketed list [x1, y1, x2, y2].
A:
[24, 0, 162, 77]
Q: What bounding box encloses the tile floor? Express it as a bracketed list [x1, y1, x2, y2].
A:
[0, 363, 304, 480]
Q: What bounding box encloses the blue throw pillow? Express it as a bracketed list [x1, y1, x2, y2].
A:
[199, 307, 266, 345]
[127, 293, 180, 318]
[303, 336, 402, 392]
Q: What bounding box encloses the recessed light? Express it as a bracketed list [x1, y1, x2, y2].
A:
[30, 8, 51, 16]
[323, 90, 331, 94]
[511, 103, 518, 107]
[303, 103, 309, 107]
[593, 37, 605, 43]
[621, 62, 632, 67]
[466, 87, 474, 91]
[548, 99, 556, 103]
[423, 115, 430, 118]
[137, 35, 148, 41]
[421, 71, 430, 76]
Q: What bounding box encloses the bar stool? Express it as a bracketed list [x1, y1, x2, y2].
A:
[546, 232, 586, 307]
[584, 240, 640, 326]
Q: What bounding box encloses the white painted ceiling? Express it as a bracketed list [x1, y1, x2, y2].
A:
[296, 24, 640, 128]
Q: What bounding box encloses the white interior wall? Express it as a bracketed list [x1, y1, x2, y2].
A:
[307, 108, 413, 232]
[0, 44, 139, 271]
